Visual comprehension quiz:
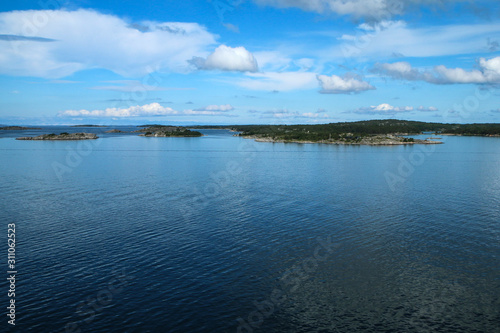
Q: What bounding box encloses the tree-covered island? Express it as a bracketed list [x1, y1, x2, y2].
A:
[136, 125, 203, 137]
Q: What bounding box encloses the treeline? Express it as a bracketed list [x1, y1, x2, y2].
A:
[442, 123, 500, 136]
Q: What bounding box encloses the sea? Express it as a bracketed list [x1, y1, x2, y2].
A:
[1, 126, 499, 332]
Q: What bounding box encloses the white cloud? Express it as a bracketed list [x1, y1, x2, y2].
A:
[237, 71, 317, 91]
[433, 66, 487, 84]
[254, 0, 395, 20]
[300, 112, 330, 118]
[0, 9, 216, 78]
[253, 0, 468, 21]
[194, 104, 235, 112]
[352, 103, 413, 114]
[317, 74, 375, 94]
[260, 108, 329, 119]
[58, 103, 238, 117]
[190, 45, 258, 72]
[58, 103, 179, 117]
[335, 20, 500, 59]
[183, 109, 238, 117]
[480, 56, 500, 74]
[253, 51, 293, 72]
[417, 106, 438, 112]
[373, 56, 500, 84]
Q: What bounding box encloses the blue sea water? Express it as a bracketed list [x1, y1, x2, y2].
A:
[1, 127, 499, 332]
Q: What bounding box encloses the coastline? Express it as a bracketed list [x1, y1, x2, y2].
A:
[16, 133, 98, 140]
[243, 135, 443, 145]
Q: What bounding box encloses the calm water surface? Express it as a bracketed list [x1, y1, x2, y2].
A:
[1, 127, 499, 332]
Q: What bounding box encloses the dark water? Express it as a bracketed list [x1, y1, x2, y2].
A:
[1, 127, 499, 332]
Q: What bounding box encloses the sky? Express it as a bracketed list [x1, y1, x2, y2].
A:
[0, 0, 499, 125]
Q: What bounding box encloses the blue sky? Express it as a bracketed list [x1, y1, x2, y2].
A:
[0, 0, 499, 125]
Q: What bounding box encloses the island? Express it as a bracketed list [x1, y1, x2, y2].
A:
[70, 125, 107, 127]
[105, 129, 125, 133]
[246, 134, 441, 145]
[135, 125, 203, 137]
[0, 126, 41, 130]
[16, 132, 98, 140]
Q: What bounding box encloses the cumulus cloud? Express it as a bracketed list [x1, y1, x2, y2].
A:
[0, 9, 216, 78]
[58, 103, 179, 117]
[58, 103, 238, 117]
[373, 56, 500, 84]
[253, 0, 469, 21]
[237, 71, 317, 91]
[190, 45, 258, 72]
[317, 74, 375, 94]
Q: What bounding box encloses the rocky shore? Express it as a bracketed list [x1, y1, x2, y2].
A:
[16, 133, 98, 140]
[245, 134, 443, 145]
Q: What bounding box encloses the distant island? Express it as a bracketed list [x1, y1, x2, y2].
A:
[0, 126, 41, 130]
[136, 125, 203, 137]
[105, 129, 125, 133]
[71, 125, 107, 127]
[16, 132, 98, 140]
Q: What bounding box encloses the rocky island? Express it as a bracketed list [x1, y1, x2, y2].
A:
[0, 126, 41, 130]
[136, 125, 203, 137]
[248, 134, 442, 145]
[16, 132, 98, 140]
[105, 129, 125, 133]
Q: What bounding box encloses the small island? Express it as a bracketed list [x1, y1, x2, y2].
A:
[105, 129, 125, 133]
[0, 126, 41, 130]
[136, 125, 203, 137]
[71, 125, 107, 128]
[16, 132, 98, 140]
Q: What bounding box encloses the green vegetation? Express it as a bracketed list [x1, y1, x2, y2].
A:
[441, 123, 500, 136]
[138, 125, 203, 137]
